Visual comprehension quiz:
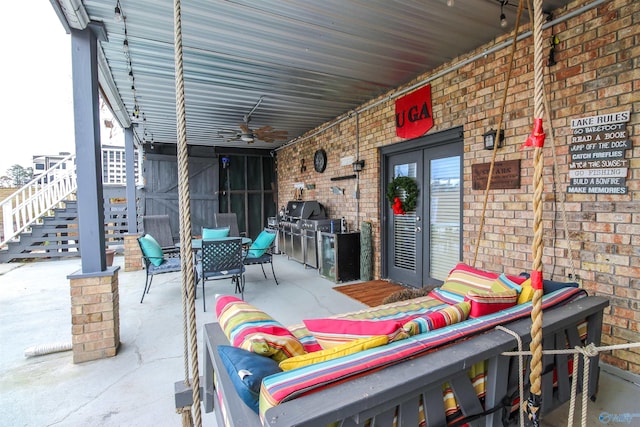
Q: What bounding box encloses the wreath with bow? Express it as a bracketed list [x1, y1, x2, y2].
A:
[386, 176, 418, 215]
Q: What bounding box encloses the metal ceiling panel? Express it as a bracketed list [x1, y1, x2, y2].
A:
[58, 0, 572, 148]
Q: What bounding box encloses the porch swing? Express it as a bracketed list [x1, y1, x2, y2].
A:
[168, 1, 627, 427]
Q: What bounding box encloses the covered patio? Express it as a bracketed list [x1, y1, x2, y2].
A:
[1, 254, 638, 426]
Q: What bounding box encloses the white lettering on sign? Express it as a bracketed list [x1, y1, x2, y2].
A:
[568, 168, 627, 178]
[571, 111, 630, 129]
[567, 186, 628, 194]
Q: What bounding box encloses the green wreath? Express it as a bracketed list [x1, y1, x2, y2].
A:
[387, 176, 419, 213]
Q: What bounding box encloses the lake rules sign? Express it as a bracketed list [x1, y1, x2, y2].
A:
[567, 111, 631, 195]
[395, 85, 433, 138]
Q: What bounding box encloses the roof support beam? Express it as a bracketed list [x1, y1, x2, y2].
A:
[71, 25, 106, 272]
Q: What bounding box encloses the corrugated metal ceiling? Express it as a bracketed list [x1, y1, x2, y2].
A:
[54, 0, 572, 149]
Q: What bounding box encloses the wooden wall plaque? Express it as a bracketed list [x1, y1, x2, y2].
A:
[472, 159, 521, 190]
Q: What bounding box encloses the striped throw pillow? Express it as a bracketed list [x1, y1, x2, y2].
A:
[464, 289, 518, 318]
[303, 317, 409, 349]
[215, 295, 306, 362]
[403, 302, 470, 336]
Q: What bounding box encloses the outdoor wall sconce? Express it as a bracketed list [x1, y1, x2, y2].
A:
[483, 129, 505, 150]
[352, 160, 365, 172]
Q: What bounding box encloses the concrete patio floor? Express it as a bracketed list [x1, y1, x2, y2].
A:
[1, 254, 638, 426]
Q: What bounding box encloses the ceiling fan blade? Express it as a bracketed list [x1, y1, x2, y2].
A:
[239, 123, 251, 134]
[255, 125, 273, 133]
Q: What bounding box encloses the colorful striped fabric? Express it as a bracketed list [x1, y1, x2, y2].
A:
[430, 264, 527, 305]
[465, 289, 518, 318]
[215, 295, 306, 362]
[332, 294, 446, 320]
[403, 301, 471, 336]
[259, 287, 587, 418]
[491, 273, 524, 293]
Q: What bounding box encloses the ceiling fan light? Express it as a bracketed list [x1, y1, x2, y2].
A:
[241, 135, 254, 143]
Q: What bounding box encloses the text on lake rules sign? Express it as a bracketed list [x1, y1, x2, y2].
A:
[567, 111, 631, 195]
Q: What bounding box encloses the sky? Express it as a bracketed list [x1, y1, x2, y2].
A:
[0, 2, 75, 175]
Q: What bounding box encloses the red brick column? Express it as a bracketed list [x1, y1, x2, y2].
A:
[124, 233, 143, 272]
[69, 268, 120, 363]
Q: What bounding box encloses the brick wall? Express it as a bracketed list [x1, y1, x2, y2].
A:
[278, 0, 639, 373]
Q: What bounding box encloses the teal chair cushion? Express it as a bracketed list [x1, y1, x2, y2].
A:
[247, 230, 276, 259]
[139, 234, 165, 266]
[202, 227, 230, 240]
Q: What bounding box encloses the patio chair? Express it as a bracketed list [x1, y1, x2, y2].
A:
[142, 215, 178, 251]
[213, 213, 245, 238]
[198, 238, 245, 311]
[137, 234, 182, 303]
[243, 228, 279, 285]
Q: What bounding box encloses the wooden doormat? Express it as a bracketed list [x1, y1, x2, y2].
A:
[334, 280, 406, 307]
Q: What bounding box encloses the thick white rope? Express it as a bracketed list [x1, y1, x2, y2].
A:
[495, 326, 525, 427]
[499, 327, 640, 427]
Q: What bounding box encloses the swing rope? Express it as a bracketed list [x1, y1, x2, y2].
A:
[471, 0, 525, 267]
[173, 0, 201, 425]
[523, 0, 547, 422]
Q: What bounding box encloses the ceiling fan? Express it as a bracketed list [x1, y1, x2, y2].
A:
[220, 96, 288, 144]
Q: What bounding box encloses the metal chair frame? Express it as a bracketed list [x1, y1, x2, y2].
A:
[243, 229, 279, 286]
[213, 213, 245, 238]
[137, 236, 182, 303]
[199, 238, 245, 310]
[142, 215, 178, 251]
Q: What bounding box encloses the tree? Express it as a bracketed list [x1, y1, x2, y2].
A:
[0, 176, 12, 188]
[6, 164, 33, 187]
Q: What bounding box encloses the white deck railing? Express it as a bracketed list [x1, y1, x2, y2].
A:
[1, 154, 77, 246]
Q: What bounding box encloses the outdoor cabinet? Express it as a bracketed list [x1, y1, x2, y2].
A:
[318, 231, 360, 283]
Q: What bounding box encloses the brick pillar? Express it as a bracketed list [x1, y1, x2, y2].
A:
[124, 233, 143, 271]
[69, 267, 120, 363]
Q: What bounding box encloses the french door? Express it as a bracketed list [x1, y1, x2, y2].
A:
[383, 129, 463, 287]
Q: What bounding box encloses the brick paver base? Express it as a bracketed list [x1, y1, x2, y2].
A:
[69, 268, 120, 363]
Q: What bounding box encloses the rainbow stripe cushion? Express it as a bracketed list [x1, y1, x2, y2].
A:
[303, 317, 409, 349]
[429, 263, 526, 305]
[403, 301, 471, 336]
[215, 295, 306, 362]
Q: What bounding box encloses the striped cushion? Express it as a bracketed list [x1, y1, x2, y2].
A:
[465, 289, 518, 318]
[429, 264, 525, 304]
[215, 295, 306, 362]
[491, 273, 523, 294]
[403, 302, 470, 336]
[259, 287, 586, 418]
[278, 335, 389, 371]
[303, 317, 409, 349]
[287, 323, 323, 353]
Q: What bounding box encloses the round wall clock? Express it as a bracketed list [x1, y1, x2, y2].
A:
[313, 149, 327, 173]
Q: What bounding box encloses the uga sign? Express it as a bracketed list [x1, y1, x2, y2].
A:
[395, 85, 433, 138]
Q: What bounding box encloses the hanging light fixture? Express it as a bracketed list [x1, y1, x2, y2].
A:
[500, 1, 508, 28]
[114, 1, 123, 21]
[483, 128, 505, 150]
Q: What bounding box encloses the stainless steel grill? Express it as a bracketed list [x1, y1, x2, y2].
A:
[283, 200, 327, 222]
[278, 201, 341, 268]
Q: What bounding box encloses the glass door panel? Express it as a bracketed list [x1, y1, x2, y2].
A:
[429, 156, 461, 281]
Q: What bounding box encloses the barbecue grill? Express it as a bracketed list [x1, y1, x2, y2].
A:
[278, 201, 341, 268]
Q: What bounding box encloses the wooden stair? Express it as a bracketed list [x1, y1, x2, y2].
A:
[0, 195, 127, 263]
[0, 200, 80, 263]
